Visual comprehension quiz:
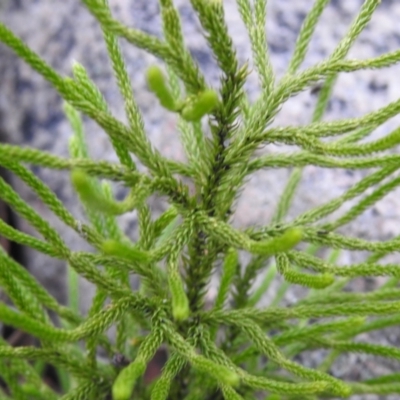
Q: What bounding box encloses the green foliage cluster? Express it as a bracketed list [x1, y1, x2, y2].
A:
[1, 0, 400, 398]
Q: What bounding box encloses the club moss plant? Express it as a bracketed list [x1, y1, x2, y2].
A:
[1, 0, 400, 398]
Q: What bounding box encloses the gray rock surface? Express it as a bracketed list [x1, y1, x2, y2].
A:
[1, 0, 400, 397]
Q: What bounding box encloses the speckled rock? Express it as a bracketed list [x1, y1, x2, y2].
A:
[1, 1, 400, 397]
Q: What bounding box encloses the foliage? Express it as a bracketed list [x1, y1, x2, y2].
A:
[0, 0, 400, 399]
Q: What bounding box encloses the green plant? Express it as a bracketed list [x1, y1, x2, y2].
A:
[1, 0, 400, 398]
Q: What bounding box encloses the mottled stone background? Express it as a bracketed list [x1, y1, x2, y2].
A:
[1, 1, 400, 398]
